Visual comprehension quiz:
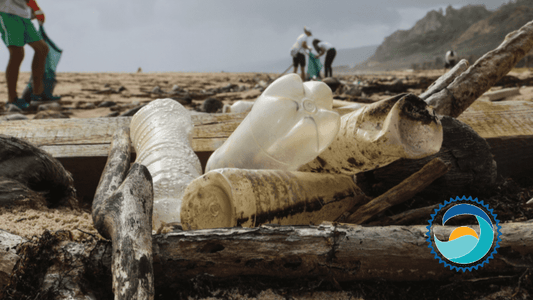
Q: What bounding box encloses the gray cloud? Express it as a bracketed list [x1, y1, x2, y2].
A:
[0, 0, 512, 73]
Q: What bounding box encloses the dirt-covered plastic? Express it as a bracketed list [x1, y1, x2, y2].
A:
[180, 168, 367, 230]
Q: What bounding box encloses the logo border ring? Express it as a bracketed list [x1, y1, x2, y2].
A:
[426, 196, 502, 272]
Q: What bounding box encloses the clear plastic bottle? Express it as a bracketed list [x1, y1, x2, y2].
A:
[130, 98, 202, 230]
[205, 73, 341, 172]
[180, 168, 367, 230]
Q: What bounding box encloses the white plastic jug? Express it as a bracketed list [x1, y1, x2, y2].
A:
[130, 98, 202, 230]
[205, 73, 341, 172]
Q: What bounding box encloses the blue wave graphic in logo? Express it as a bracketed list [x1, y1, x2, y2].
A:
[426, 196, 502, 272]
[434, 204, 493, 264]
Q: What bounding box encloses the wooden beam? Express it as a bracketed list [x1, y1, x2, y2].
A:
[0, 101, 531, 160]
[0, 112, 247, 158]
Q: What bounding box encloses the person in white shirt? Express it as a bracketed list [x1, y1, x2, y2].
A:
[313, 39, 336, 78]
[445, 50, 457, 69]
[0, 0, 49, 110]
[290, 26, 312, 81]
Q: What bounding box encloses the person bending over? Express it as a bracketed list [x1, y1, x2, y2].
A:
[313, 39, 336, 78]
[0, 0, 49, 110]
[290, 26, 312, 81]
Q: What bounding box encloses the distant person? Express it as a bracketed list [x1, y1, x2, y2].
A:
[313, 39, 336, 78]
[445, 50, 457, 69]
[290, 26, 312, 81]
[0, 0, 49, 110]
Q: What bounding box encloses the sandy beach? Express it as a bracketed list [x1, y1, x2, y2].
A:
[3, 69, 532, 120]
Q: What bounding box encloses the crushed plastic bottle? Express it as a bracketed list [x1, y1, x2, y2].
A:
[205, 73, 341, 172]
[130, 98, 202, 230]
[300, 93, 443, 175]
[180, 168, 367, 230]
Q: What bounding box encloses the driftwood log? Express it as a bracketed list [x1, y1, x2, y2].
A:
[357, 116, 497, 197]
[0, 230, 26, 289]
[0, 135, 76, 207]
[1, 222, 532, 298]
[92, 127, 132, 238]
[343, 158, 449, 224]
[92, 127, 155, 300]
[482, 87, 521, 101]
[369, 203, 440, 226]
[426, 20, 533, 117]
[419, 59, 469, 100]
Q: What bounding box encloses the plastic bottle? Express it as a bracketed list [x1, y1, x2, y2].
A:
[205, 73, 341, 172]
[222, 100, 254, 113]
[180, 168, 367, 230]
[130, 98, 202, 230]
[299, 93, 443, 175]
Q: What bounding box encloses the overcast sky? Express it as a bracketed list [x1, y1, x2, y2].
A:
[0, 0, 510, 73]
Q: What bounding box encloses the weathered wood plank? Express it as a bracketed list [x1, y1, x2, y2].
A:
[0, 100, 531, 163]
[0, 112, 246, 148]
[456, 100, 533, 138]
[39, 139, 227, 157]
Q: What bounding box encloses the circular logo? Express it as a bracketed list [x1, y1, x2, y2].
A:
[426, 196, 502, 272]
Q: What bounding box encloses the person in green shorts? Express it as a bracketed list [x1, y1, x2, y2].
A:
[0, 0, 49, 110]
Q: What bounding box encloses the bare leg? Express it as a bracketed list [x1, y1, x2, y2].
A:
[6, 46, 24, 103]
[300, 66, 305, 81]
[27, 40, 48, 96]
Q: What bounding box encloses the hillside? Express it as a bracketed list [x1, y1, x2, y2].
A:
[357, 0, 533, 71]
